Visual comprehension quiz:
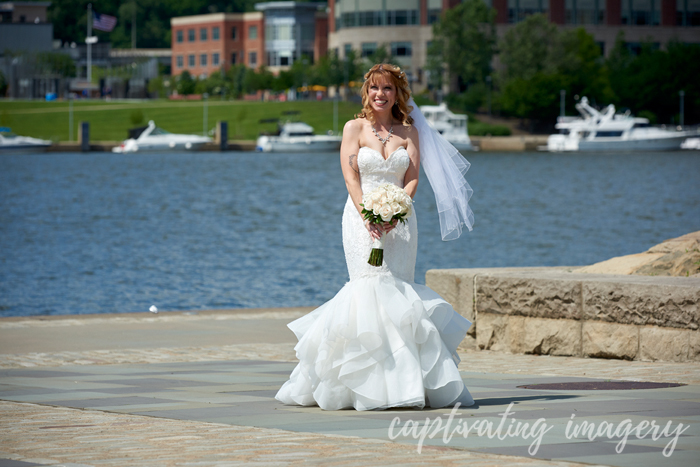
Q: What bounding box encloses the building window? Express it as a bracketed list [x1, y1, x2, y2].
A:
[212, 26, 220, 40]
[249, 51, 257, 66]
[188, 54, 195, 67]
[361, 42, 377, 57]
[508, 0, 550, 23]
[177, 55, 183, 68]
[231, 26, 238, 39]
[200, 28, 208, 41]
[231, 52, 237, 64]
[428, 0, 442, 23]
[676, 0, 700, 25]
[386, 10, 419, 25]
[249, 25, 258, 40]
[212, 53, 220, 66]
[344, 43, 352, 58]
[188, 29, 195, 42]
[200, 54, 208, 66]
[566, 0, 605, 24]
[621, 0, 659, 25]
[358, 10, 383, 26]
[266, 23, 294, 41]
[386, 1, 420, 25]
[176, 30, 183, 43]
[391, 41, 412, 57]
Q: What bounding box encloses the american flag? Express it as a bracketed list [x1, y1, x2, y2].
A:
[93, 12, 117, 32]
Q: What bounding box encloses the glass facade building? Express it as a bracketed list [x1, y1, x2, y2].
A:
[257, 2, 321, 67]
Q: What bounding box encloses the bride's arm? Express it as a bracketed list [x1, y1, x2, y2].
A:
[340, 119, 382, 240]
[339, 119, 365, 215]
[403, 127, 420, 199]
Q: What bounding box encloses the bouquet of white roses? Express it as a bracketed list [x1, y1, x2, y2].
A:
[360, 183, 413, 267]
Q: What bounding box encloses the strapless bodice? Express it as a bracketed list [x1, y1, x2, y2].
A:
[358, 146, 409, 192]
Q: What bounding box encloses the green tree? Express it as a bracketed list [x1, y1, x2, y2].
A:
[497, 13, 611, 121]
[430, 0, 496, 90]
[365, 44, 395, 68]
[226, 64, 249, 98]
[176, 70, 196, 95]
[606, 37, 700, 124]
[498, 13, 558, 83]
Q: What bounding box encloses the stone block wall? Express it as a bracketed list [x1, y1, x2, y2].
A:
[426, 268, 700, 362]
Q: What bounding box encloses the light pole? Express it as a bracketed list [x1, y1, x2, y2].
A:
[68, 94, 74, 141]
[203, 92, 209, 136]
[486, 76, 492, 117]
[560, 89, 566, 118]
[333, 95, 338, 135]
[679, 90, 685, 128]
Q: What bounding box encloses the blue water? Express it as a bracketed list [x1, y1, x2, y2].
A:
[1, 151, 699, 317]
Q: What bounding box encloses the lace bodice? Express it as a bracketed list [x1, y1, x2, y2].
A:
[342, 146, 417, 282]
[357, 146, 410, 192]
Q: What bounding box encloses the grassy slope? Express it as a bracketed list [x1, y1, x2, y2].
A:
[0, 100, 361, 142]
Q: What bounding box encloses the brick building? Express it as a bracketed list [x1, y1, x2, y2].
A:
[170, 2, 329, 77]
[171, 12, 264, 78]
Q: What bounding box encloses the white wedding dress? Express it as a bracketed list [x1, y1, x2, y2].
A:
[275, 146, 474, 411]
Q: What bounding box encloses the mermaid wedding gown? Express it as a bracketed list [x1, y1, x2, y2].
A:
[275, 146, 474, 411]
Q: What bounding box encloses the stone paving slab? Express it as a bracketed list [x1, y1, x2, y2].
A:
[1, 401, 592, 467]
[2, 360, 698, 466]
[2, 309, 700, 466]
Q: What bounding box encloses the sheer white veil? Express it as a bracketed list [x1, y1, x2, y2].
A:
[408, 98, 474, 240]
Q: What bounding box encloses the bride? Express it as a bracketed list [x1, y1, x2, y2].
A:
[275, 63, 475, 411]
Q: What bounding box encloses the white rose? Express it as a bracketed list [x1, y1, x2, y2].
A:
[363, 198, 373, 211]
[391, 202, 402, 216]
[378, 204, 394, 222]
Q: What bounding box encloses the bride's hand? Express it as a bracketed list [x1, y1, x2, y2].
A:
[364, 219, 383, 240]
[381, 219, 398, 234]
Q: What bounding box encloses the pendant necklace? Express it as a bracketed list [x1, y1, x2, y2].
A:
[372, 123, 393, 146]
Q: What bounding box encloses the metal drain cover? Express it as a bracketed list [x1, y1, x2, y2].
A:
[517, 381, 685, 390]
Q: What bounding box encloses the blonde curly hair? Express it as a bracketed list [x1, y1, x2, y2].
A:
[356, 63, 413, 127]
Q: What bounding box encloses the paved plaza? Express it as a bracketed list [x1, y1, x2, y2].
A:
[1, 308, 699, 466]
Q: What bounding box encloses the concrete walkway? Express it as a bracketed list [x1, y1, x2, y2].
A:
[1, 309, 699, 466]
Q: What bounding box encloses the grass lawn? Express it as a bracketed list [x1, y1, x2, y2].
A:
[0, 99, 361, 142]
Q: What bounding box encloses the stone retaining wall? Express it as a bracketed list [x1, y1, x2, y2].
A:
[426, 267, 700, 362]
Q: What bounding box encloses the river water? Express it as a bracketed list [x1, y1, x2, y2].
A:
[1, 150, 698, 317]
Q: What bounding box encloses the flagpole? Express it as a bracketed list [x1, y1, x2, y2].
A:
[87, 3, 92, 83]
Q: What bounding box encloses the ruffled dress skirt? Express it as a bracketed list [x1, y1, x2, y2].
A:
[275, 274, 474, 411]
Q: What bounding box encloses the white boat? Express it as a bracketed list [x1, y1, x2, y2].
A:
[112, 121, 211, 153]
[256, 121, 341, 153]
[547, 97, 694, 152]
[419, 103, 474, 151]
[681, 138, 700, 150]
[0, 127, 51, 153]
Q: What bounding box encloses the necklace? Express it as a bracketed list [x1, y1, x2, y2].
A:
[371, 123, 393, 145]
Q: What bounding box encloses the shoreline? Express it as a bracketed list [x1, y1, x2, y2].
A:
[0, 305, 316, 324]
[38, 136, 551, 152]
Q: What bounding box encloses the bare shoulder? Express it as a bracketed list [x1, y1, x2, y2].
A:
[343, 118, 366, 135]
[396, 123, 419, 147]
